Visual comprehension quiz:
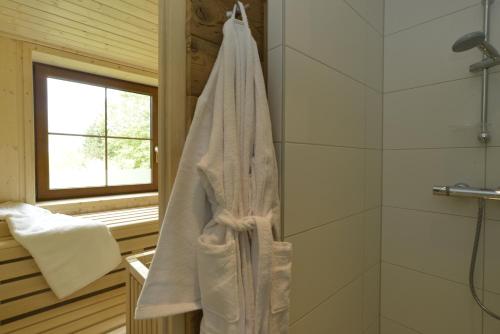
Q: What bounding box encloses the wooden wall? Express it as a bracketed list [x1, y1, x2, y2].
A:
[186, 0, 266, 127]
[0, 0, 158, 72]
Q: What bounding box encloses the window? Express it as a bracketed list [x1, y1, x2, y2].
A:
[34, 63, 158, 201]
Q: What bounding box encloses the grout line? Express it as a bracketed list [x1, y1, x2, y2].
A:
[380, 316, 425, 334]
[286, 141, 381, 150]
[384, 74, 481, 95]
[384, 3, 482, 37]
[383, 204, 479, 219]
[284, 45, 383, 94]
[288, 273, 363, 327]
[284, 207, 380, 239]
[384, 146, 484, 150]
[342, 0, 383, 37]
[382, 260, 474, 288]
[268, 43, 282, 52]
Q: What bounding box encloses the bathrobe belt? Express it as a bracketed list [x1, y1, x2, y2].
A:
[214, 209, 274, 331]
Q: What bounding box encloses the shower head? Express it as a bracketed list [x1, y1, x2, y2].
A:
[453, 32, 487, 52]
[452, 31, 500, 58]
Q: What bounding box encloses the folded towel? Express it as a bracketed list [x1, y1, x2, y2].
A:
[0, 202, 121, 299]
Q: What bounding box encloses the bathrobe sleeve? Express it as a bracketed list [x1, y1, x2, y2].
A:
[135, 58, 223, 319]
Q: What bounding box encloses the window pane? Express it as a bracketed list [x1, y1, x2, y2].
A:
[48, 134, 105, 189]
[107, 88, 151, 138]
[107, 139, 151, 186]
[47, 78, 105, 136]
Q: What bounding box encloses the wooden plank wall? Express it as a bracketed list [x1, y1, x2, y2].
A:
[186, 0, 266, 129]
[184, 1, 266, 331]
[0, 0, 158, 72]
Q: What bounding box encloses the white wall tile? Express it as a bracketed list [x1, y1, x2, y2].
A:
[484, 221, 500, 294]
[365, 319, 380, 334]
[385, 0, 480, 35]
[286, 214, 364, 322]
[364, 208, 381, 270]
[345, 0, 384, 35]
[289, 278, 364, 334]
[285, 47, 365, 147]
[383, 148, 485, 216]
[268, 46, 283, 142]
[267, 0, 282, 50]
[383, 77, 482, 149]
[484, 291, 500, 334]
[365, 88, 383, 149]
[384, 5, 482, 92]
[380, 317, 421, 334]
[382, 207, 482, 286]
[381, 263, 482, 334]
[284, 143, 364, 236]
[365, 149, 382, 210]
[363, 264, 381, 331]
[286, 0, 383, 91]
[486, 72, 500, 147]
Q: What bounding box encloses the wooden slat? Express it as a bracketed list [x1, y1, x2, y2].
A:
[75, 313, 126, 334]
[48, 304, 125, 334]
[10, 294, 125, 334]
[0, 274, 47, 301]
[0, 288, 124, 333]
[0, 258, 38, 281]
[0, 270, 125, 321]
[0, 3, 157, 55]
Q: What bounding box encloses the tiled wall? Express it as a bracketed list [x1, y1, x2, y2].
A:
[267, 0, 384, 332]
[382, 1, 500, 333]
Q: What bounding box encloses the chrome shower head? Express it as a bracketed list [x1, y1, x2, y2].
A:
[453, 32, 486, 52]
[452, 31, 500, 58]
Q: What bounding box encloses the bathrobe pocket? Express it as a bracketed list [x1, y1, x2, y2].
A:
[197, 238, 240, 323]
[271, 241, 292, 313]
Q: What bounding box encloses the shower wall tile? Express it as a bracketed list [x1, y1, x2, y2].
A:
[383, 148, 485, 216]
[484, 292, 500, 334]
[284, 143, 364, 236]
[365, 88, 383, 149]
[285, 0, 383, 91]
[282, 0, 383, 330]
[486, 72, 500, 147]
[285, 213, 364, 323]
[485, 147, 500, 220]
[363, 264, 381, 331]
[267, 0, 282, 50]
[380, 317, 422, 334]
[484, 220, 500, 294]
[289, 278, 364, 334]
[384, 77, 482, 149]
[364, 208, 382, 270]
[381, 263, 483, 334]
[364, 149, 382, 210]
[382, 207, 482, 286]
[384, 5, 482, 92]
[344, 0, 384, 35]
[268, 46, 283, 142]
[365, 319, 381, 334]
[384, 0, 480, 35]
[284, 47, 365, 148]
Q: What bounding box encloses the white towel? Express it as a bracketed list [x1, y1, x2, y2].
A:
[0, 202, 121, 299]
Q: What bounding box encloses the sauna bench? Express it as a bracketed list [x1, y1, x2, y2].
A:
[0, 206, 159, 334]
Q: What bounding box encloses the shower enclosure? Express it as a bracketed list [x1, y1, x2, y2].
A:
[433, 0, 500, 323]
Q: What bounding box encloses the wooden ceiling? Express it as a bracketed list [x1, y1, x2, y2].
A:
[0, 0, 158, 72]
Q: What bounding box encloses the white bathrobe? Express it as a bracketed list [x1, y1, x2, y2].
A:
[135, 2, 292, 333]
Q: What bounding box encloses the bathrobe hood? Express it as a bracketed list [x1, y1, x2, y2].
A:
[136, 3, 292, 333]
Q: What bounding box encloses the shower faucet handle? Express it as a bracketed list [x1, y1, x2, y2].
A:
[433, 184, 500, 200]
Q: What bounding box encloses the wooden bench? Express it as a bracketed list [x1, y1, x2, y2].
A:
[0, 206, 159, 334]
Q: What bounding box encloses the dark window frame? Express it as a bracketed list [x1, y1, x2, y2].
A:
[34, 63, 158, 201]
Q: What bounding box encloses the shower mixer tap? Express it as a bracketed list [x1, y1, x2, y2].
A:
[433, 184, 500, 200]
